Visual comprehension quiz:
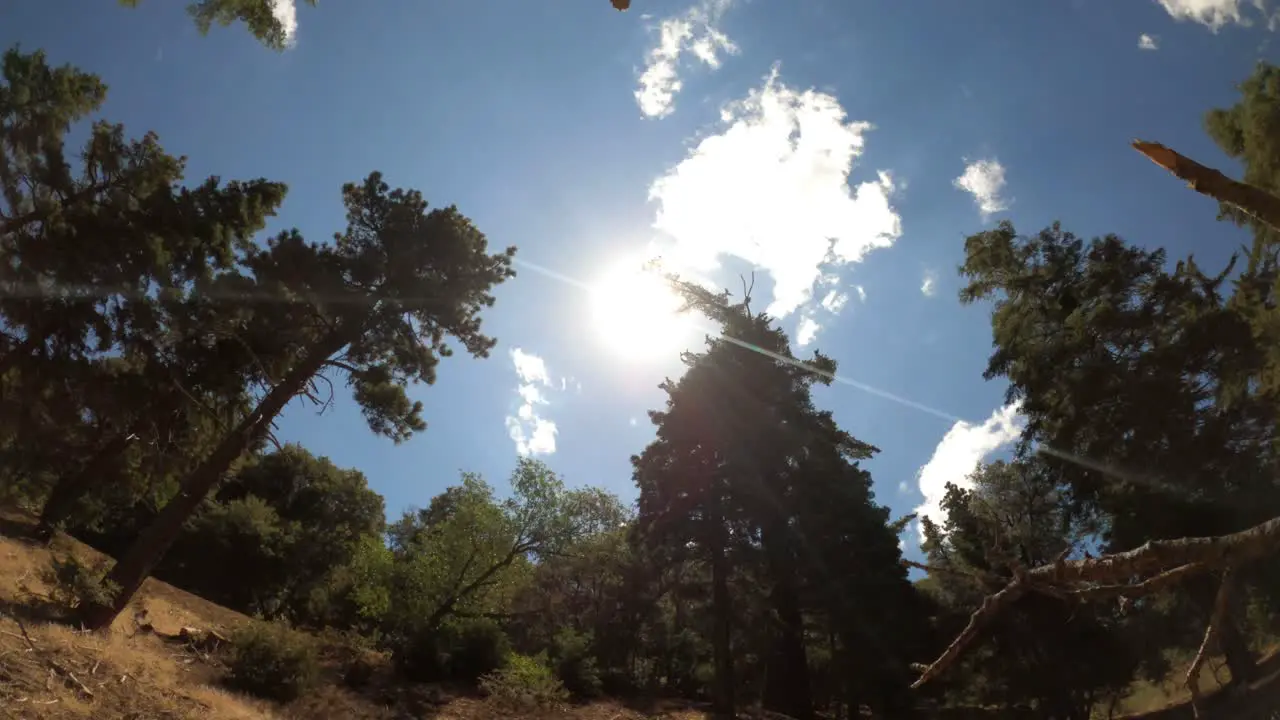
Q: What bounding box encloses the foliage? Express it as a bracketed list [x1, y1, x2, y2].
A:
[159, 444, 386, 624]
[551, 627, 603, 698]
[87, 163, 516, 629]
[918, 461, 1142, 715]
[226, 620, 321, 702]
[479, 652, 569, 712]
[393, 618, 512, 683]
[42, 554, 119, 611]
[119, 0, 319, 51]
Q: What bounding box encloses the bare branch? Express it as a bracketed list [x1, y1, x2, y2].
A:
[1065, 562, 1208, 603]
[912, 514, 1280, 688]
[911, 574, 1027, 688]
[1187, 569, 1235, 717]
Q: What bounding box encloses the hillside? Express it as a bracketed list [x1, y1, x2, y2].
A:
[0, 510, 713, 720]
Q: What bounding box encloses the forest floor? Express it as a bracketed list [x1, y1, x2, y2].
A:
[0, 509, 723, 720]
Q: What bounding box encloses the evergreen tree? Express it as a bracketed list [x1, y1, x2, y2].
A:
[958, 220, 1273, 682]
[82, 172, 516, 629]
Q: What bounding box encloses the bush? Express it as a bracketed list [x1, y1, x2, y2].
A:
[449, 618, 510, 681]
[43, 554, 118, 611]
[479, 652, 568, 712]
[394, 618, 510, 683]
[551, 628, 602, 698]
[226, 621, 320, 702]
[393, 629, 447, 682]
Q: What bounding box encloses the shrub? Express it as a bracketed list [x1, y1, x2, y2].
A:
[479, 652, 568, 712]
[226, 621, 320, 702]
[448, 618, 510, 681]
[551, 627, 602, 698]
[43, 554, 118, 611]
[393, 618, 510, 682]
[393, 629, 447, 682]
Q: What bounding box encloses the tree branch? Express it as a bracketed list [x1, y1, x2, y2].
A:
[1186, 569, 1235, 717]
[911, 573, 1027, 688]
[322, 359, 360, 374]
[1065, 562, 1208, 602]
[912, 514, 1280, 688]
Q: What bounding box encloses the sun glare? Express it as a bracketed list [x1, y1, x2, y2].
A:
[590, 258, 694, 362]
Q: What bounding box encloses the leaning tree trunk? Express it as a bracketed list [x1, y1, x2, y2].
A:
[80, 335, 345, 630]
[706, 498, 736, 719]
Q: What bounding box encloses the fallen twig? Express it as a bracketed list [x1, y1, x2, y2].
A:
[0, 631, 30, 645]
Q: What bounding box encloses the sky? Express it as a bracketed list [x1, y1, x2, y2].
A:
[3, 0, 1277, 561]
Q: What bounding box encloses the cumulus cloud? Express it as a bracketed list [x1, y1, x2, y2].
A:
[795, 315, 821, 346]
[1138, 33, 1160, 49]
[914, 402, 1025, 540]
[920, 270, 937, 298]
[953, 158, 1009, 218]
[820, 290, 849, 313]
[271, 0, 298, 46]
[636, 0, 738, 117]
[1154, 0, 1258, 29]
[649, 65, 902, 320]
[505, 349, 558, 456]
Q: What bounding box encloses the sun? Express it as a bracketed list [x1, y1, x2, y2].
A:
[590, 257, 695, 362]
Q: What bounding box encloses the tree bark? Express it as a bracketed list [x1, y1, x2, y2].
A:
[706, 500, 735, 718]
[80, 334, 346, 630]
[34, 432, 133, 541]
[1132, 139, 1280, 234]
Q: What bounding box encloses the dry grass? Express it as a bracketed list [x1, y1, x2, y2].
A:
[0, 510, 725, 719]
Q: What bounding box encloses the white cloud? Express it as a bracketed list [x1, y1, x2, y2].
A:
[636, 0, 737, 118]
[920, 270, 937, 298]
[898, 480, 910, 493]
[1154, 0, 1249, 29]
[855, 285, 867, 303]
[271, 0, 298, 46]
[650, 65, 902, 320]
[795, 314, 821, 346]
[953, 158, 1009, 218]
[914, 402, 1025, 540]
[1138, 33, 1160, 49]
[820, 290, 849, 313]
[505, 349, 558, 456]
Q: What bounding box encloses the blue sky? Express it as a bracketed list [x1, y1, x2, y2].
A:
[4, 0, 1276, 559]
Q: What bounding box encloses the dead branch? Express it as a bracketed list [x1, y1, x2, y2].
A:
[1066, 562, 1208, 602]
[911, 574, 1027, 688]
[1132, 139, 1280, 233]
[912, 514, 1280, 688]
[1186, 569, 1235, 718]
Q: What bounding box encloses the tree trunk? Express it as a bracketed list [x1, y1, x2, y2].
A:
[80, 336, 344, 630]
[707, 503, 735, 719]
[35, 432, 132, 541]
[762, 526, 813, 720]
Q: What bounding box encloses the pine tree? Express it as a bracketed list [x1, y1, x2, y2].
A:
[82, 172, 516, 629]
